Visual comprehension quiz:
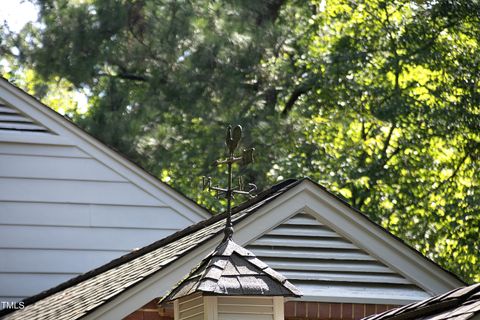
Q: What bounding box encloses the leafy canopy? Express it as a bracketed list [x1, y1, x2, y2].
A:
[1, 0, 479, 282]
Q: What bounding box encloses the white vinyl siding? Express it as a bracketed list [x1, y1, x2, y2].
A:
[217, 297, 275, 320]
[177, 293, 204, 320]
[0, 100, 206, 302]
[175, 295, 283, 320]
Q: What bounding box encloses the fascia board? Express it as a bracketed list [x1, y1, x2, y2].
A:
[0, 80, 210, 221]
[233, 186, 310, 246]
[297, 180, 463, 293]
[288, 295, 427, 305]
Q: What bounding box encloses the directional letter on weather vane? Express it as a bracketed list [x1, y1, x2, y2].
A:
[202, 125, 256, 240]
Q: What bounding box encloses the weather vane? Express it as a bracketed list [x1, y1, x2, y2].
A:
[202, 125, 256, 240]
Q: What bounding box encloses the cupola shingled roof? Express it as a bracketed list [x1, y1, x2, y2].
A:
[162, 239, 302, 302]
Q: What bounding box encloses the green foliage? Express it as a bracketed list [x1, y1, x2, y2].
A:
[1, 0, 479, 282]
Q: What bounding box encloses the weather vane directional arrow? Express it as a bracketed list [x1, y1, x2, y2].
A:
[202, 125, 256, 240]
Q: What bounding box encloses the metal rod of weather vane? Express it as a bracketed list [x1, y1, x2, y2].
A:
[225, 150, 234, 240]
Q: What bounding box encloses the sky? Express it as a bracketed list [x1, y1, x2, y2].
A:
[0, 0, 38, 32]
[1, 1, 90, 113]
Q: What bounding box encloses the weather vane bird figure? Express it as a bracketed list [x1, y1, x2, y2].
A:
[202, 125, 256, 240]
[226, 125, 242, 154]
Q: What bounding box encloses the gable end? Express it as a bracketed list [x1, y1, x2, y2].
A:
[246, 212, 431, 304]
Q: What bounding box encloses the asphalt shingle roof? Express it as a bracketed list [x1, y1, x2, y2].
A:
[0, 177, 466, 319]
[0, 179, 301, 320]
[162, 239, 302, 301]
[363, 283, 480, 320]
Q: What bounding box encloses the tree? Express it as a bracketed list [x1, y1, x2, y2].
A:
[1, 0, 478, 282]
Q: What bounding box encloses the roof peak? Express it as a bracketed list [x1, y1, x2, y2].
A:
[161, 239, 302, 302]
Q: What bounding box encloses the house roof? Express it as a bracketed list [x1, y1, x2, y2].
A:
[0, 77, 209, 220]
[0, 178, 465, 319]
[363, 283, 480, 320]
[0, 179, 301, 320]
[162, 239, 302, 301]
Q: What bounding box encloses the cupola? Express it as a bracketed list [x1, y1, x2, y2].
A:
[161, 239, 302, 320]
[160, 125, 301, 319]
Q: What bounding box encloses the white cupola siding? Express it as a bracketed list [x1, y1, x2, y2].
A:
[162, 240, 301, 320]
[0, 79, 209, 303]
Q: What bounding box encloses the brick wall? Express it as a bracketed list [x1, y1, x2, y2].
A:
[285, 301, 399, 320]
[124, 299, 172, 320]
[124, 299, 398, 320]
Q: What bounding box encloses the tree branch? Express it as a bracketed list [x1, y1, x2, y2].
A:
[97, 72, 149, 82]
[432, 152, 470, 193]
[118, 72, 149, 82]
[281, 85, 309, 117]
[381, 123, 396, 158]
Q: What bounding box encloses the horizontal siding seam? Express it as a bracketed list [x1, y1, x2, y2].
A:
[0, 176, 129, 183]
[0, 200, 169, 208]
[0, 151, 91, 159]
[0, 223, 179, 231]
